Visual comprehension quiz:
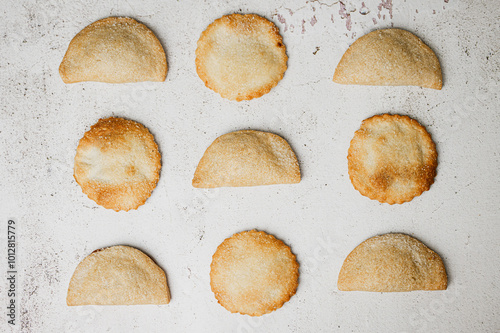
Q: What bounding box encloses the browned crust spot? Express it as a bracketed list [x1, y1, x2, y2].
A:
[196, 14, 288, 101]
[59, 17, 167, 83]
[338, 233, 447, 292]
[347, 114, 437, 204]
[74, 117, 161, 211]
[210, 230, 299, 316]
[333, 28, 442, 90]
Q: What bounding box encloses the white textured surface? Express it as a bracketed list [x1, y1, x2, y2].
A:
[0, 0, 499, 332]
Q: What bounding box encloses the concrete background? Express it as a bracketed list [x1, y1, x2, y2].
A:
[1, 0, 499, 332]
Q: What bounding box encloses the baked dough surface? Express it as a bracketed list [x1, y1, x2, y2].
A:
[59, 17, 167, 83]
[192, 130, 300, 188]
[338, 233, 447, 292]
[348, 114, 437, 204]
[74, 117, 161, 211]
[333, 28, 442, 89]
[67, 245, 170, 305]
[210, 230, 299, 316]
[196, 14, 287, 101]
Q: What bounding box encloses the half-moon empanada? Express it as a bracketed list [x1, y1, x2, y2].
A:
[60, 17, 167, 83]
[333, 29, 442, 89]
[192, 130, 300, 188]
[338, 233, 447, 292]
[67, 246, 170, 305]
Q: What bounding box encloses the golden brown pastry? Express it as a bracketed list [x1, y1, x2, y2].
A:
[333, 28, 442, 89]
[348, 114, 437, 204]
[60, 17, 167, 83]
[196, 14, 287, 101]
[210, 230, 299, 316]
[193, 130, 300, 188]
[74, 117, 161, 211]
[338, 233, 447, 292]
[67, 246, 170, 305]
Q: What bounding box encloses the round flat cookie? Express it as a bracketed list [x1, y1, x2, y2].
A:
[196, 14, 287, 101]
[67, 245, 170, 305]
[348, 114, 437, 204]
[74, 117, 161, 211]
[59, 17, 167, 84]
[338, 233, 447, 292]
[210, 230, 299, 316]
